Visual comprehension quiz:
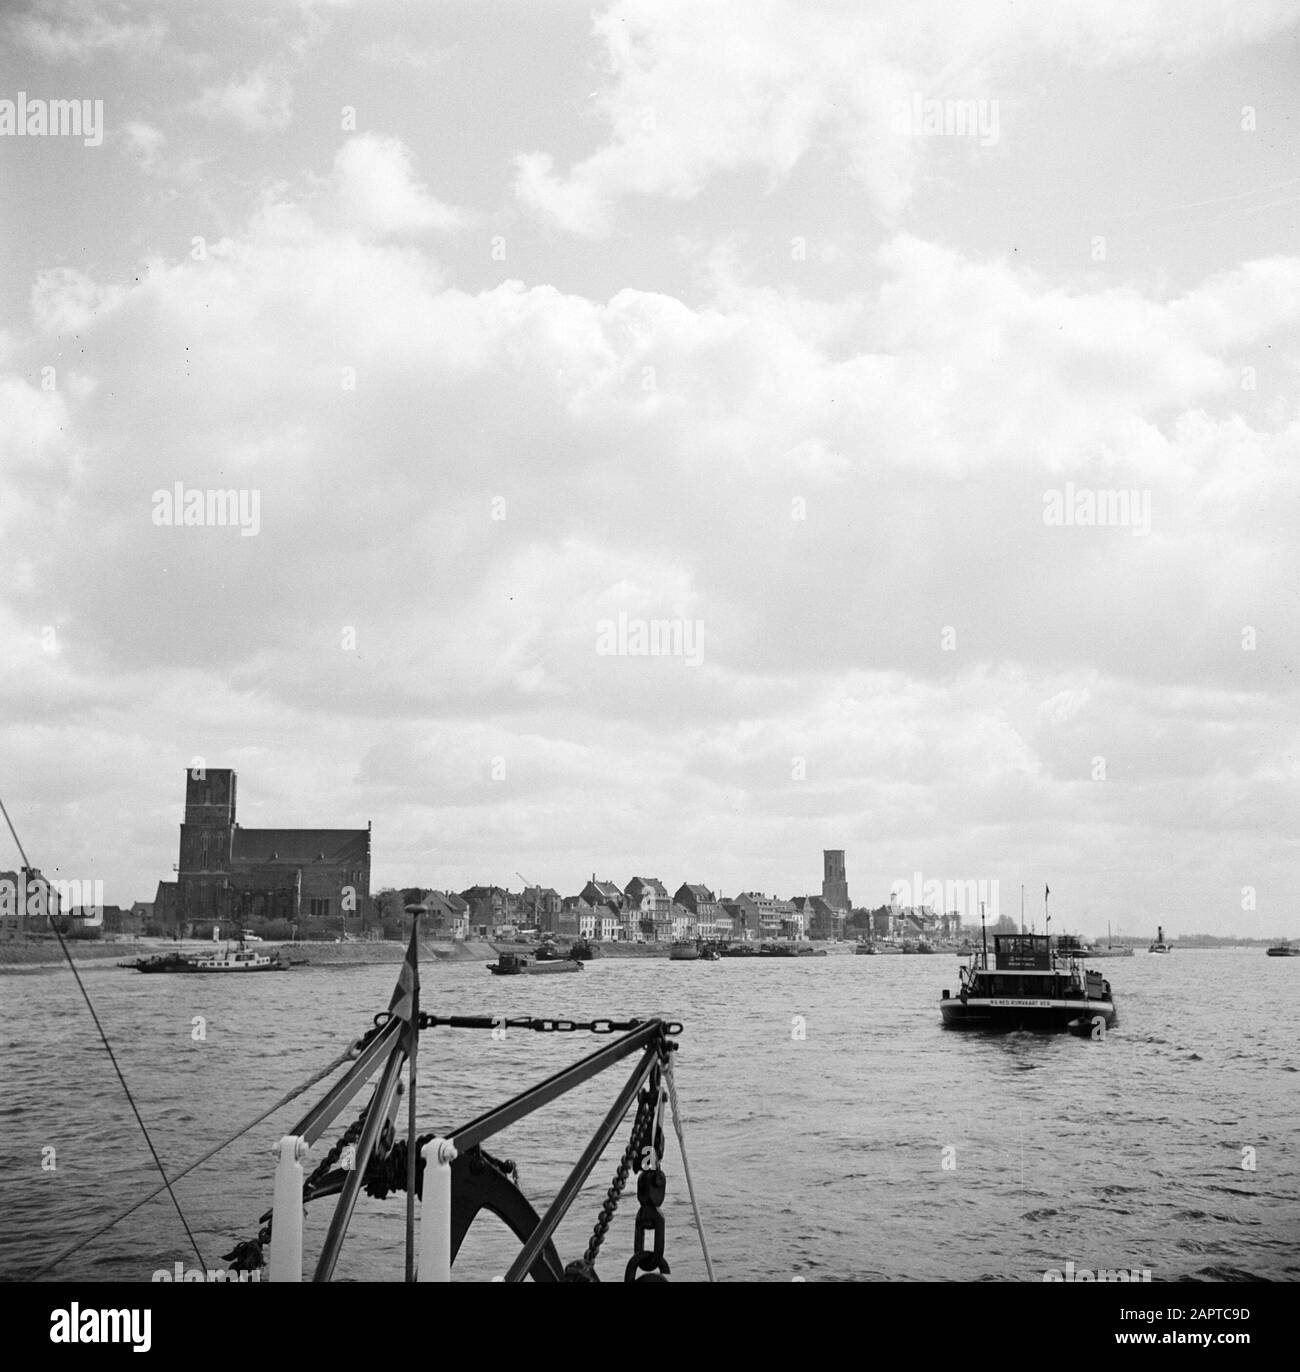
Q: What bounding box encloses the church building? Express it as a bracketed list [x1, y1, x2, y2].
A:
[169, 768, 371, 930]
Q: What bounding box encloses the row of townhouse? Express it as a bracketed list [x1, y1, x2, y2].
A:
[550, 879, 848, 944]
[861, 903, 964, 941]
[375, 876, 850, 943]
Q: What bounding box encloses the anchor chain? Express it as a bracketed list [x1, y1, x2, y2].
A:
[624, 1063, 671, 1282]
[561, 1077, 657, 1281]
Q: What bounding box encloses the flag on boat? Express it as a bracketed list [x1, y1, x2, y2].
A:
[388, 917, 420, 1053]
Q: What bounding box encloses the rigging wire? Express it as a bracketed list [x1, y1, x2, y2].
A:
[0, 791, 207, 1276]
[664, 1055, 716, 1281]
[30, 1038, 361, 1279]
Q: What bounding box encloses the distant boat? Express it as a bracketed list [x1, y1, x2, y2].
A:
[1266, 942, 1300, 958]
[1089, 923, 1134, 958]
[487, 951, 582, 976]
[1056, 931, 1133, 960]
[669, 940, 701, 961]
[1148, 925, 1172, 954]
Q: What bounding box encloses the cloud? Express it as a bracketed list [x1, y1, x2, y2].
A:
[191, 66, 294, 132]
[514, 0, 1300, 233]
[3, 121, 1297, 915]
[325, 134, 466, 235]
[30, 267, 127, 335]
[121, 119, 165, 174]
[4, 4, 167, 65]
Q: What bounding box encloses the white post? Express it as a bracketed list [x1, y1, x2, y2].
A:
[268, 1135, 309, 1282]
[417, 1138, 457, 1282]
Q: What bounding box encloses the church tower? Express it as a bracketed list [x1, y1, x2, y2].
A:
[178, 768, 236, 920]
[822, 849, 849, 911]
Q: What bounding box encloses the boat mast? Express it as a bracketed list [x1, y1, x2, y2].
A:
[980, 901, 988, 966]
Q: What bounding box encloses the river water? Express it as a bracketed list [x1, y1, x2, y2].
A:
[1, 948, 1296, 1282]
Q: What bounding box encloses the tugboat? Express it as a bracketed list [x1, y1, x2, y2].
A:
[1266, 941, 1300, 957]
[1148, 925, 1172, 954]
[568, 937, 599, 961]
[668, 939, 702, 961]
[940, 928, 1117, 1033]
[487, 950, 583, 976]
[130, 938, 289, 973]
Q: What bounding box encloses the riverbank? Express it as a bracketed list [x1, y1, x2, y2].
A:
[0, 936, 494, 972]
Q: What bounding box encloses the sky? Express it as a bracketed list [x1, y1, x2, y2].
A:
[1, 0, 1297, 938]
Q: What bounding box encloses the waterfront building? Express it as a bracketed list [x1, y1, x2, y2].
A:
[0, 868, 63, 940]
[673, 883, 722, 937]
[173, 768, 371, 933]
[733, 892, 798, 941]
[580, 877, 625, 910]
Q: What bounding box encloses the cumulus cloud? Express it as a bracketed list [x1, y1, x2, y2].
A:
[515, 0, 1300, 233]
[325, 134, 466, 236]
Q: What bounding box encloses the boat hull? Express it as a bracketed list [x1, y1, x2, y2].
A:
[134, 956, 288, 973]
[487, 959, 584, 975]
[1266, 947, 1300, 957]
[940, 995, 1117, 1032]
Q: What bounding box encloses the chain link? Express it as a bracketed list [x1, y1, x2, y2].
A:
[582, 1081, 656, 1267]
[416, 1014, 684, 1035]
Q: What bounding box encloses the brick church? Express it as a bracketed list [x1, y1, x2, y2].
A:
[157, 768, 371, 931]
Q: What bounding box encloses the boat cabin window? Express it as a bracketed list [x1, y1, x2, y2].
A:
[993, 935, 1051, 971]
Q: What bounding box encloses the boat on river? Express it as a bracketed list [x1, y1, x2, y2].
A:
[1266, 942, 1300, 957]
[669, 939, 701, 961]
[129, 941, 289, 973]
[1055, 931, 1133, 960]
[940, 932, 1118, 1033]
[1148, 925, 1172, 954]
[487, 950, 583, 975]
